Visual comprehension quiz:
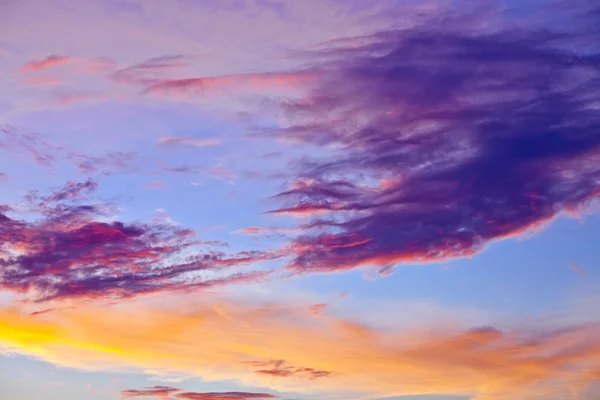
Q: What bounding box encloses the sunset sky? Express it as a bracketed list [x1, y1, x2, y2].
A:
[1, 1, 600, 399]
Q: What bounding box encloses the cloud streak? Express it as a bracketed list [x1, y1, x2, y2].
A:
[158, 137, 223, 148]
[265, 1, 600, 273]
[0, 180, 276, 302]
[1, 295, 600, 399]
[121, 386, 277, 400]
[20, 55, 73, 73]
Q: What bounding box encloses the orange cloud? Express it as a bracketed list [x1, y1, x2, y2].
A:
[1, 296, 599, 399]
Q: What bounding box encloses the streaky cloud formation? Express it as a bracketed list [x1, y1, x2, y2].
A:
[121, 386, 275, 400]
[2, 296, 600, 399]
[20, 55, 72, 73]
[111, 55, 191, 86]
[266, 1, 600, 273]
[144, 72, 315, 99]
[158, 136, 223, 148]
[121, 385, 181, 398]
[0, 180, 275, 302]
[173, 392, 277, 400]
[1, 125, 138, 175]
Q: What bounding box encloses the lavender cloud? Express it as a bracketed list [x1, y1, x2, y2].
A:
[265, 1, 600, 273]
[120, 385, 181, 398]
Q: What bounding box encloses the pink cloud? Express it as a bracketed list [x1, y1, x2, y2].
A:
[144, 72, 316, 99]
[20, 55, 72, 73]
[570, 264, 586, 275]
[19, 75, 63, 87]
[145, 181, 167, 190]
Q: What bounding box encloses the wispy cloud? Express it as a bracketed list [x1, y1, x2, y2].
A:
[121, 386, 277, 400]
[158, 136, 223, 148]
[121, 385, 181, 398]
[0, 180, 277, 302]
[1, 296, 600, 399]
[20, 55, 73, 73]
[263, 0, 600, 273]
[144, 72, 315, 99]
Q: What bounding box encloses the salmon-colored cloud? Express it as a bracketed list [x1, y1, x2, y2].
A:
[144, 72, 316, 99]
[1, 296, 599, 400]
[20, 55, 72, 73]
[121, 386, 277, 400]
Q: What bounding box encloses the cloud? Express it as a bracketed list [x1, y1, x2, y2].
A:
[1, 295, 600, 399]
[145, 181, 167, 190]
[0, 180, 277, 302]
[264, 0, 600, 273]
[121, 386, 277, 400]
[20, 55, 72, 73]
[246, 359, 333, 380]
[144, 72, 315, 100]
[1, 125, 61, 167]
[111, 55, 191, 86]
[1, 125, 138, 175]
[158, 137, 223, 148]
[121, 385, 181, 398]
[19, 75, 63, 87]
[175, 392, 277, 400]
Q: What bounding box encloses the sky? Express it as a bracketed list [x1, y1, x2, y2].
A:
[0, 0, 600, 399]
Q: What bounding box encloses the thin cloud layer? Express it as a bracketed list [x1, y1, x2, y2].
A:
[121, 386, 278, 400]
[2, 296, 600, 399]
[244, 359, 333, 380]
[121, 385, 181, 398]
[158, 136, 223, 148]
[0, 180, 274, 302]
[20, 55, 73, 73]
[144, 72, 315, 100]
[267, 1, 600, 273]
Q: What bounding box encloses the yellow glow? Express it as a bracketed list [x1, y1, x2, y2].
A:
[1, 297, 599, 399]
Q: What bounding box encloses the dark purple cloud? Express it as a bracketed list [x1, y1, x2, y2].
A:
[243, 359, 333, 380]
[265, 1, 600, 273]
[0, 180, 276, 302]
[120, 386, 277, 400]
[121, 385, 181, 398]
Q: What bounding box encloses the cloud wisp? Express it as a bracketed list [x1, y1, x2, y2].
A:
[263, 1, 600, 273]
[121, 386, 278, 400]
[158, 136, 223, 148]
[2, 295, 600, 399]
[0, 179, 275, 302]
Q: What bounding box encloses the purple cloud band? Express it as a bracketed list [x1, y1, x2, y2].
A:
[265, 1, 600, 273]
